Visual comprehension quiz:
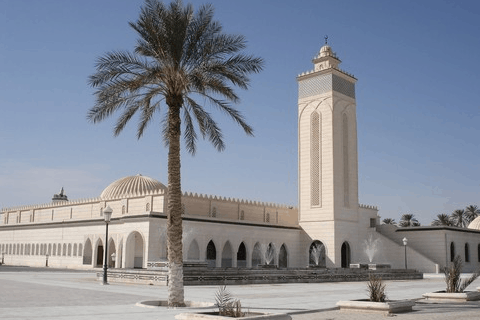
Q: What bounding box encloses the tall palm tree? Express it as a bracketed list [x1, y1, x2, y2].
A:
[87, 0, 263, 307]
[465, 205, 480, 223]
[431, 213, 453, 226]
[399, 213, 420, 227]
[451, 209, 469, 228]
[382, 218, 396, 225]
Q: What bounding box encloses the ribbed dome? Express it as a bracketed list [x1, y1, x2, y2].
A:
[468, 216, 480, 230]
[319, 44, 333, 57]
[100, 174, 166, 200]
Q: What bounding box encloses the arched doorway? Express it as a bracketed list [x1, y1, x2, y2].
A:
[309, 240, 326, 267]
[341, 242, 351, 268]
[450, 242, 455, 262]
[237, 242, 247, 268]
[126, 231, 144, 268]
[252, 242, 262, 267]
[108, 238, 116, 268]
[206, 240, 216, 268]
[187, 240, 200, 260]
[96, 239, 104, 267]
[221, 241, 233, 267]
[279, 244, 288, 268]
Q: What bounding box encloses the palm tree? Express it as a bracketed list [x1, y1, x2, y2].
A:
[451, 209, 469, 228]
[88, 0, 263, 307]
[382, 218, 396, 225]
[465, 205, 480, 223]
[398, 213, 420, 227]
[431, 213, 453, 226]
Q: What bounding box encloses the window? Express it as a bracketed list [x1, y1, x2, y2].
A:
[465, 243, 470, 262]
[211, 207, 217, 218]
[240, 210, 245, 220]
[146, 203, 150, 211]
[370, 218, 376, 228]
[450, 242, 455, 262]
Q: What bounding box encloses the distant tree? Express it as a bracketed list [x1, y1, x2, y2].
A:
[451, 209, 470, 228]
[465, 205, 480, 223]
[431, 213, 453, 226]
[382, 218, 396, 225]
[399, 213, 420, 227]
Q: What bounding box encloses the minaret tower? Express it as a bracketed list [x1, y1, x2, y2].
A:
[297, 39, 359, 267]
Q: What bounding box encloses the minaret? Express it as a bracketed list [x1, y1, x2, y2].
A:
[52, 187, 68, 203]
[297, 40, 359, 266]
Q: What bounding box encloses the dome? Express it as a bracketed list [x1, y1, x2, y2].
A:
[468, 216, 480, 230]
[319, 44, 333, 57]
[100, 174, 166, 200]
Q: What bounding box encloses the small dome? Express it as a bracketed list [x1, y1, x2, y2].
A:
[100, 174, 166, 200]
[468, 216, 480, 230]
[319, 44, 333, 57]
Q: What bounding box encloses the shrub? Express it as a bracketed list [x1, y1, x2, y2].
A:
[214, 285, 244, 317]
[444, 255, 480, 293]
[367, 274, 386, 302]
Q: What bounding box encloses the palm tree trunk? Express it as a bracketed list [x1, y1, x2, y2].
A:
[166, 97, 185, 307]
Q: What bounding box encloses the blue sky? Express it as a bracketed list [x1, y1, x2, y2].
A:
[1, 0, 479, 225]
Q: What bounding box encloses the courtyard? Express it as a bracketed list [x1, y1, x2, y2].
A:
[1, 266, 480, 319]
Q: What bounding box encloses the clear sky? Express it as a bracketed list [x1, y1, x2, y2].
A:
[1, 0, 479, 225]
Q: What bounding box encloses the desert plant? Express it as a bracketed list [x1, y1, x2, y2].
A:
[367, 274, 387, 302]
[214, 285, 244, 317]
[444, 255, 480, 293]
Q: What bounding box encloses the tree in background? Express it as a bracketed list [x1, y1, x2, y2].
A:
[399, 213, 420, 227]
[465, 205, 480, 223]
[431, 213, 453, 226]
[451, 209, 469, 228]
[382, 218, 396, 225]
[88, 0, 263, 306]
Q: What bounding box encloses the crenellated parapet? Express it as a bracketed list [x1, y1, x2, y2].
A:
[181, 191, 297, 209]
[359, 203, 378, 211]
[1, 197, 102, 213]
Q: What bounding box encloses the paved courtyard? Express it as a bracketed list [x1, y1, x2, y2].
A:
[1, 266, 480, 319]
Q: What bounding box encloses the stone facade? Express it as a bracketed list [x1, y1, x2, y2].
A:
[1, 43, 480, 273]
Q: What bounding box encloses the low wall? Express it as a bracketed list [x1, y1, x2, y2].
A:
[97, 265, 422, 286]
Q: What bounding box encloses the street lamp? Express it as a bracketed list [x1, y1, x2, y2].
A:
[102, 206, 113, 285]
[402, 237, 408, 269]
[45, 254, 49, 267]
[1, 252, 4, 265]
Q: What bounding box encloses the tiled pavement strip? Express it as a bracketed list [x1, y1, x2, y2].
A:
[0, 266, 479, 320]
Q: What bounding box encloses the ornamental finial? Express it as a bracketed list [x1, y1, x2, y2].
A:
[324, 35, 328, 45]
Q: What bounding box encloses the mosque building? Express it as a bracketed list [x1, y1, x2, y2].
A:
[2, 43, 480, 273]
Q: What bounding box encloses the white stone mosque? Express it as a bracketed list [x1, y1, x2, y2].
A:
[2, 43, 480, 274]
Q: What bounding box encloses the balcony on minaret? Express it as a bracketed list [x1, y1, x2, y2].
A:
[313, 44, 340, 71]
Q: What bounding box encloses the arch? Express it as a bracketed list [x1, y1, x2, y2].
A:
[83, 239, 93, 265]
[125, 231, 144, 268]
[68, 243, 72, 256]
[52, 243, 56, 256]
[309, 240, 326, 267]
[252, 242, 262, 267]
[187, 239, 200, 261]
[465, 243, 470, 262]
[450, 242, 455, 262]
[265, 243, 276, 265]
[48, 244, 52, 256]
[237, 242, 247, 268]
[279, 244, 288, 268]
[211, 207, 217, 218]
[108, 238, 116, 268]
[73, 243, 77, 257]
[341, 242, 351, 268]
[206, 240, 216, 268]
[57, 243, 61, 256]
[78, 243, 83, 257]
[62, 244, 67, 256]
[221, 241, 233, 268]
[95, 239, 104, 267]
[35, 244, 39, 255]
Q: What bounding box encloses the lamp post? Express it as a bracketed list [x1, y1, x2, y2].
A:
[402, 237, 408, 269]
[102, 206, 113, 285]
[45, 254, 49, 267]
[1, 252, 4, 265]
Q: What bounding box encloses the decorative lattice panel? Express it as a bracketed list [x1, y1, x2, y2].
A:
[311, 111, 321, 206]
[333, 75, 355, 98]
[299, 74, 331, 99]
[343, 113, 349, 207]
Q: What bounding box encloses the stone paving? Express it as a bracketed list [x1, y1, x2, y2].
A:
[1, 266, 480, 319]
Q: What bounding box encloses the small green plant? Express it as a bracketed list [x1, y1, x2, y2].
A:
[367, 274, 386, 302]
[214, 285, 244, 317]
[444, 255, 480, 293]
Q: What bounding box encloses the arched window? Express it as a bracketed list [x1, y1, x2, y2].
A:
[211, 207, 217, 218]
[341, 242, 351, 268]
[279, 244, 288, 268]
[309, 240, 326, 267]
[465, 243, 470, 262]
[450, 242, 455, 262]
[240, 210, 245, 220]
[343, 113, 349, 207]
[237, 242, 247, 267]
[73, 243, 77, 257]
[146, 203, 150, 212]
[310, 111, 321, 206]
[266, 213, 270, 223]
[206, 240, 216, 268]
